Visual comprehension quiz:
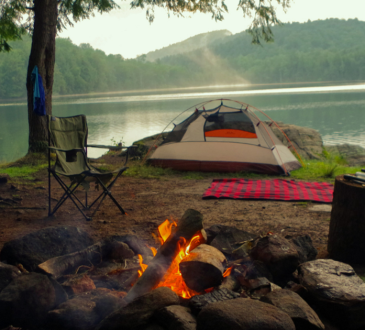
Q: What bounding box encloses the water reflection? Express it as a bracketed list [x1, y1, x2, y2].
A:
[1, 83, 365, 162]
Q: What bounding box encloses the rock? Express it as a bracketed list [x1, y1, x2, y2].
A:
[47, 288, 124, 330]
[108, 235, 153, 258]
[90, 274, 124, 290]
[138, 324, 165, 330]
[209, 226, 256, 258]
[197, 298, 295, 330]
[298, 259, 365, 330]
[0, 226, 94, 271]
[110, 241, 135, 260]
[0, 262, 21, 292]
[285, 235, 318, 263]
[250, 234, 299, 283]
[236, 259, 274, 282]
[154, 305, 197, 330]
[308, 205, 332, 213]
[205, 225, 226, 244]
[189, 288, 240, 314]
[0, 174, 9, 185]
[0, 272, 67, 328]
[61, 274, 96, 295]
[325, 144, 365, 166]
[218, 270, 240, 291]
[261, 289, 324, 330]
[96, 287, 180, 330]
[270, 122, 323, 160]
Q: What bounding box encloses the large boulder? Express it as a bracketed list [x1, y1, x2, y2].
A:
[250, 234, 300, 283]
[197, 298, 295, 330]
[0, 226, 94, 271]
[298, 259, 365, 330]
[0, 272, 67, 328]
[261, 289, 324, 330]
[325, 144, 365, 166]
[96, 287, 180, 330]
[0, 262, 21, 292]
[285, 235, 317, 263]
[270, 122, 323, 160]
[154, 305, 197, 330]
[209, 226, 257, 258]
[47, 288, 124, 330]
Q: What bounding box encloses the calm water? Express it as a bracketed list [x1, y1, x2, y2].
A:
[1, 82, 365, 162]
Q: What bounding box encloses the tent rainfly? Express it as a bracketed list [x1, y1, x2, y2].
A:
[148, 101, 302, 175]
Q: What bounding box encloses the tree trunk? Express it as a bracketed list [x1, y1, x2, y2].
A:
[328, 175, 365, 263]
[26, 0, 58, 153]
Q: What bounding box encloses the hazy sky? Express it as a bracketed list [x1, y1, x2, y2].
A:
[59, 0, 365, 59]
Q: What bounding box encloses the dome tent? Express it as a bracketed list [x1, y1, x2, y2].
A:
[148, 100, 302, 175]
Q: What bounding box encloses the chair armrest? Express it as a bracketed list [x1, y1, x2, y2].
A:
[86, 144, 138, 150]
[48, 147, 84, 152]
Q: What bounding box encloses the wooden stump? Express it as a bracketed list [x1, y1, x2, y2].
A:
[328, 175, 365, 263]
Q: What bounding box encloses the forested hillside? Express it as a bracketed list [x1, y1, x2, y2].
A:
[144, 30, 231, 62]
[0, 36, 223, 99]
[1, 19, 365, 100]
[162, 19, 365, 83]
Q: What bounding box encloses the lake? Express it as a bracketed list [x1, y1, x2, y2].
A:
[1, 81, 365, 163]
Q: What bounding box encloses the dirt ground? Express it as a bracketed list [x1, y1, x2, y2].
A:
[0, 157, 332, 259]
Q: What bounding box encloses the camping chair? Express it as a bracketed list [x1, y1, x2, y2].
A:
[47, 114, 136, 221]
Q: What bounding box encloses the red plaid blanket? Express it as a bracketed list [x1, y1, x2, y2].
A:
[202, 179, 333, 203]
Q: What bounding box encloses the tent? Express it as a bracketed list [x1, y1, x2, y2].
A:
[148, 100, 302, 175]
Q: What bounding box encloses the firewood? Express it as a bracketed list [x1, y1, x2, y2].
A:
[124, 209, 204, 303]
[180, 244, 226, 292]
[38, 241, 111, 278]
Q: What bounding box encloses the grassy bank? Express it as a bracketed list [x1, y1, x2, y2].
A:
[0, 151, 362, 182]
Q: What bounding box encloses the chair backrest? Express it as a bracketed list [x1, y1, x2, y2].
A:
[48, 115, 89, 175]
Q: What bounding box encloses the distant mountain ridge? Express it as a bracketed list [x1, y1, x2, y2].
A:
[144, 29, 232, 62]
[1, 19, 365, 100]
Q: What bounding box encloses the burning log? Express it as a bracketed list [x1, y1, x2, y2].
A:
[124, 209, 204, 304]
[179, 244, 226, 292]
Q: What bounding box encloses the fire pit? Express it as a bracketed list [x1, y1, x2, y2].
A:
[1, 209, 364, 330]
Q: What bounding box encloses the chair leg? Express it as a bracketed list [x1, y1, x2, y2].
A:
[50, 173, 91, 221]
[94, 177, 126, 215]
[52, 174, 86, 212]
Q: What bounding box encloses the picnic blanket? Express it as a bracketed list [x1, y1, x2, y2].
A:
[202, 178, 333, 203]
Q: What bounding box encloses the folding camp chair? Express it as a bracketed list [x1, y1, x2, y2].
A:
[47, 115, 136, 221]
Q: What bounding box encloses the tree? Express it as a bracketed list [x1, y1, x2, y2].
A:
[0, 0, 291, 153]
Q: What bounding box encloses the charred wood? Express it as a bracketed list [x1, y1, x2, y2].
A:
[124, 209, 204, 303]
[180, 244, 226, 292]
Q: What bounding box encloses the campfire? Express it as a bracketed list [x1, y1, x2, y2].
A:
[133, 213, 232, 300]
[2, 208, 363, 330]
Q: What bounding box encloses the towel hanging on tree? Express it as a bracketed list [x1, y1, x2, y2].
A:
[31, 66, 46, 116]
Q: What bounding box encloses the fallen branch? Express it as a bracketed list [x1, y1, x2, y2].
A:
[38, 241, 110, 278]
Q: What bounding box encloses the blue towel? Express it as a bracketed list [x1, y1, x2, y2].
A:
[31, 66, 46, 116]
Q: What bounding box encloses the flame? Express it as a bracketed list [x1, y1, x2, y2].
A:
[223, 266, 233, 277]
[136, 220, 234, 298]
[150, 247, 157, 256]
[158, 219, 177, 244]
[137, 219, 204, 298]
[137, 254, 148, 277]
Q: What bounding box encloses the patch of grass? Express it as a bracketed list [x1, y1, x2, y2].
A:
[124, 164, 178, 179]
[291, 159, 361, 181]
[0, 153, 48, 180]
